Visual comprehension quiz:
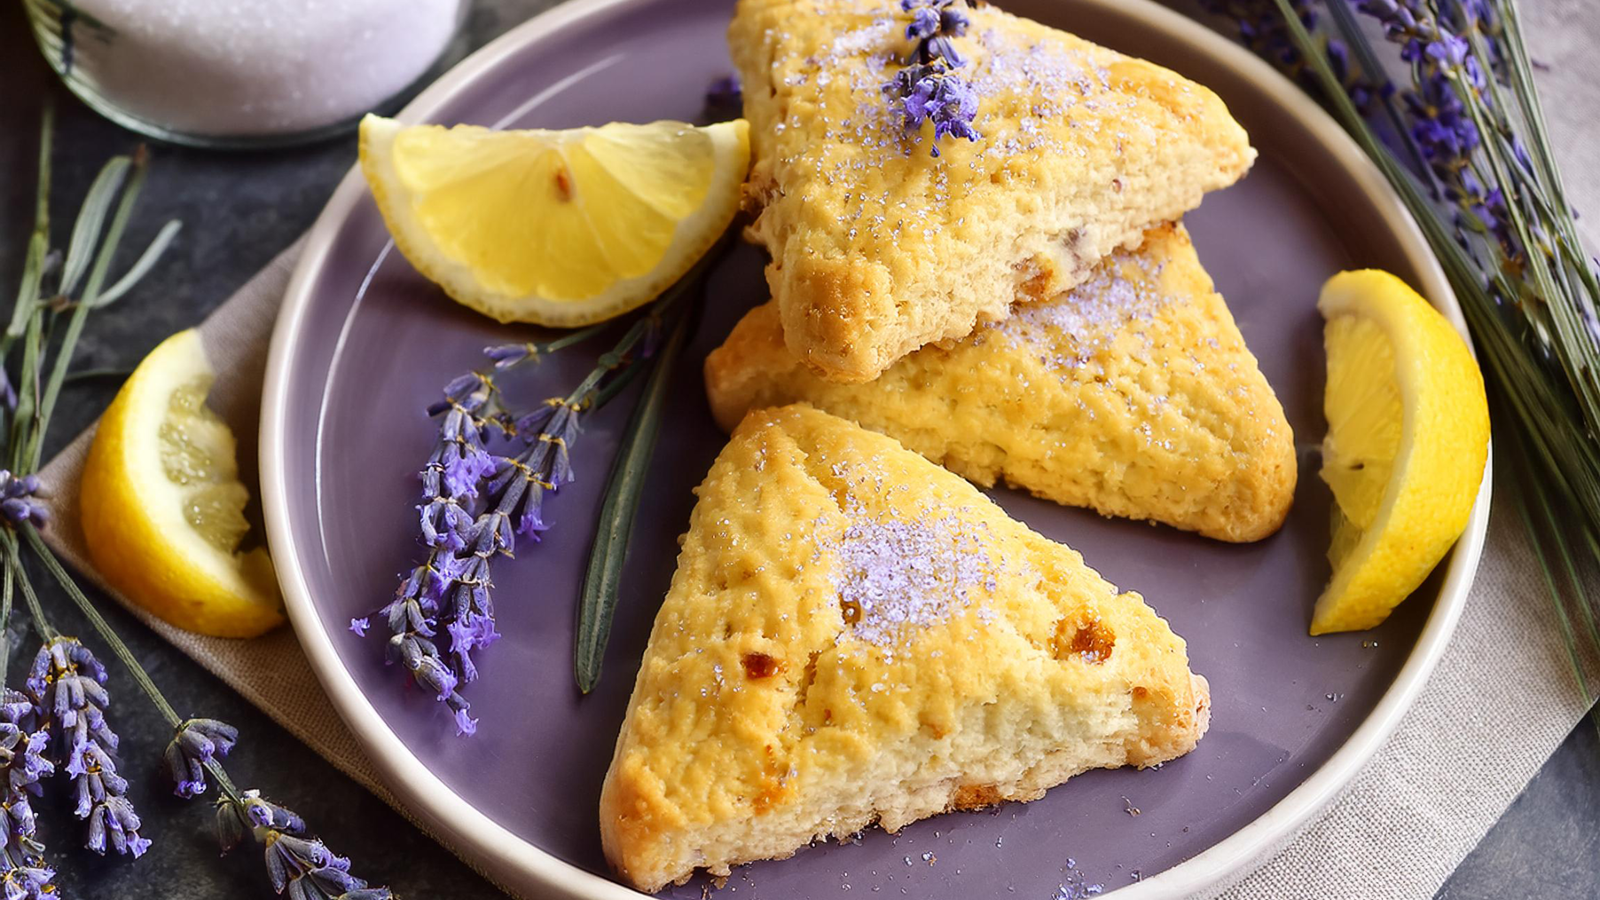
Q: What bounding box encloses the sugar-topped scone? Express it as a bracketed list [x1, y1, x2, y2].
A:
[599, 405, 1209, 892]
[705, 224, 1296, 542]
[730, 0, 1256, 382]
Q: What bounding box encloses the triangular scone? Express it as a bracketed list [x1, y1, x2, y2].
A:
[730, 0, 1256, 382]
[599, 405, 1209, 892]
[706, 224, 1296, 542]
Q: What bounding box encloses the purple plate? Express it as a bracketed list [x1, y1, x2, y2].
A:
[260, 0, 1489, 897]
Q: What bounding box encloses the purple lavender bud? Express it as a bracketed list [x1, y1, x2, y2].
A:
[452, 704, 477, 737]
[0, 694, 30, 730]
[483, 343, 535, 369]
[227, 804, 396, 900]
[906, 6, 940, 40]
[925, 35, 965, 68]
[440, 443, 497, 498]
[494, 511, 517, 555]
[705, 73, 742, 105]
[85, 795, 148, 858]
[514, 401, 559, 437]
[884, 2, 982, 155]
[440, 373, 485, 407]
[704, 73, 744, 122]
[518, 502, 549, 540]
[164, 719, 238, 799]
[348, 617, 370, 637]
[412, 653, 458, 702]
[0, 854, 54, 900]
[419, 498, 474, 553]
[0, 470, 47, 528]
[239, 790, 306, 834]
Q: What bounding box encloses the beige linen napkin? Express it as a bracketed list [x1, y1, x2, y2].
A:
[37, 239, 392, 806]
[35, 2, 1600, 897]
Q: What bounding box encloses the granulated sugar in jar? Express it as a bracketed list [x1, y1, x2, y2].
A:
[24, 0, 466, 148]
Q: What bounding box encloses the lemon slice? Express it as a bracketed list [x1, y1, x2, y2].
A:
[1312, 270, 1489, 635]
[358, 114, 750, 327]
[80, 330, 283, 638]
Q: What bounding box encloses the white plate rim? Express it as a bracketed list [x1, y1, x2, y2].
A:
[258, 0, 1493, 896]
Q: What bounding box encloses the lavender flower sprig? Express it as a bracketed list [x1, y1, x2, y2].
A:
[18, 526, 400, 900]
[26, 635, 149, 858]
[357, 283, 691, 734]
[1217, 0, 1600, 713]
[883, 0, 981, 155]
[0, 111, 396, 897]
[215, 792, 391, 900]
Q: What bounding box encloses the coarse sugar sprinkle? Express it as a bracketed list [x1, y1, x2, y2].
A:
[997, 250, 1173, 373]
[821, 468, 997, 647]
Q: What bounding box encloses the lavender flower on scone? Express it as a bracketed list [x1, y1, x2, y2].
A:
[27, 636, 149, 858]
[884, 0, 980, 155]
[215, 791, 391, 900]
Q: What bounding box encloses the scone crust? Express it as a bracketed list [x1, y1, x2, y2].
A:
[599, 405, 1208, 892]
[706, 224, 1296, 542]
[730, 0, 1256, 382]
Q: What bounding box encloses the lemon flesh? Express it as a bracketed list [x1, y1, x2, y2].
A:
[1312, 270, 1489, 635]
[359, 115, 750, 327]
[81, 330, 283, 638]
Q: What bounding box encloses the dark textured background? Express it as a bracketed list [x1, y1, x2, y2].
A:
[1, 1, 1595, 898]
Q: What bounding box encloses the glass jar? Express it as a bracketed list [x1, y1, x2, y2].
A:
[22, 0, 470, 149]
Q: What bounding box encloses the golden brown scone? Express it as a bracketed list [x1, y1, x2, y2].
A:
[729, 0, 1256, 383]
[599, 405, 1210, 892]
[705, 224, 1296, 542]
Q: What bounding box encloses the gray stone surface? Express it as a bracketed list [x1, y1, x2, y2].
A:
[0, 1, 1593, 898]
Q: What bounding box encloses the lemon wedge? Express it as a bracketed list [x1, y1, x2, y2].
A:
[1312, 270, 1489, 635]
[80, 330, 283, 638]
[358, 114, 750, 327]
